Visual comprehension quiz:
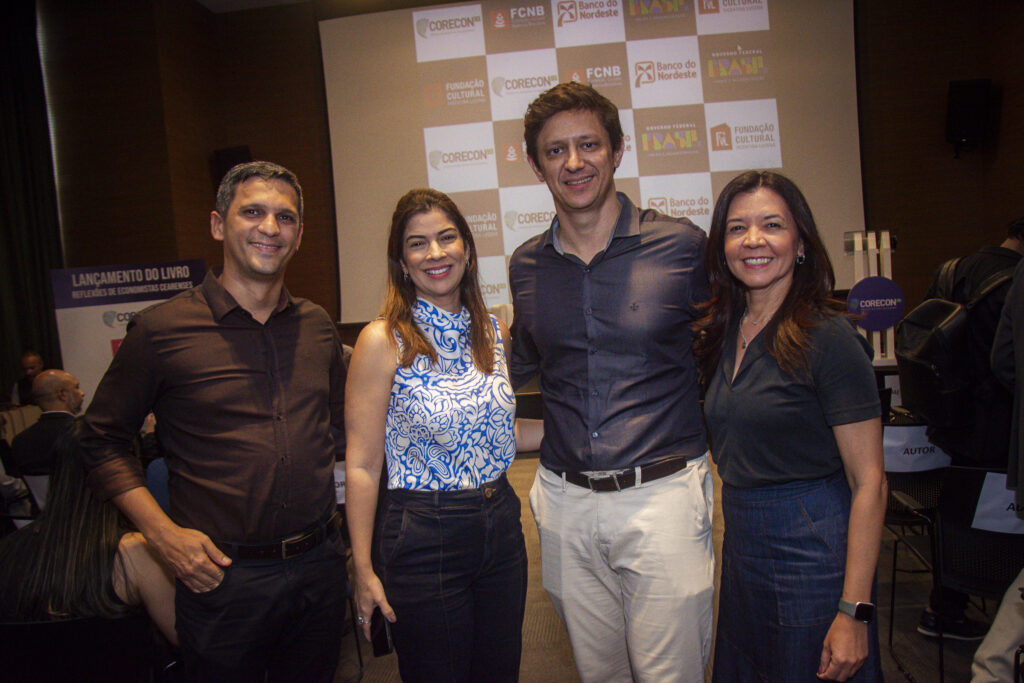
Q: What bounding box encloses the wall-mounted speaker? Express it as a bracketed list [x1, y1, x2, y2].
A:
[210, 146, 253, 194]
[945, 79, 991, 145]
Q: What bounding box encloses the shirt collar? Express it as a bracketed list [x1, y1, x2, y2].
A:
[412, 298, 470, 335]
[201, 267, 294, 322]
[547, 192, 637, 255]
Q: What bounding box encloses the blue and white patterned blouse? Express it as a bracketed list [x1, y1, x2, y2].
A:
[385, 299, 516, 490]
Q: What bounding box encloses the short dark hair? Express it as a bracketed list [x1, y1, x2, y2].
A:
[215, 161, 303, 222]
[523, 81, 624, 165]
[1007, 215, 1024, 240]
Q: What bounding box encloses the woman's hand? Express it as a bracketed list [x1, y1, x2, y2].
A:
[352, 567, 396, 642]
[817, 612, 868, 681]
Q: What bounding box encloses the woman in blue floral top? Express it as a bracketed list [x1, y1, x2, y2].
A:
[346, 188, 542, 682]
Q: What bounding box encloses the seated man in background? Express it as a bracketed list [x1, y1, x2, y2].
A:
[9, 369, 84, 476]
[9, 350, 44, 406]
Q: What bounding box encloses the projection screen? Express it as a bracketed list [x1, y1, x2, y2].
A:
[321, 0, 864, 323]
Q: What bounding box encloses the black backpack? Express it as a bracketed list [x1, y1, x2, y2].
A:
[895, 258, 1014, 427]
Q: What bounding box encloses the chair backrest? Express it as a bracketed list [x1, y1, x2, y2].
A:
[934, 467, 1024, 600]
[0, 405, 42, 445]
[22, 475, 49, 511]
[0, 612, 156, 682]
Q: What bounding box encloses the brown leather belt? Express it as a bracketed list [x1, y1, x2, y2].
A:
[553, 457, 689, 492]
[219, 511, 340, 560]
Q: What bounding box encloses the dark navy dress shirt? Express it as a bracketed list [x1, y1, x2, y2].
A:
[509, 193, 708, 472]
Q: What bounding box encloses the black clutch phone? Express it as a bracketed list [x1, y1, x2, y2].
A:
[370, 606, 393, 657]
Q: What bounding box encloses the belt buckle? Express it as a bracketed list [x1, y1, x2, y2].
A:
[588, 471, 624, 491]
[280, 531, 308, 560]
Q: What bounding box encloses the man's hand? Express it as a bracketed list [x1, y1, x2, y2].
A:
[149, 523, 232, 593]
[111, 487, 232, 593]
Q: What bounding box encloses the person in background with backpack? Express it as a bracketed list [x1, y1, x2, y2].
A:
[915, 214, 1024, 641]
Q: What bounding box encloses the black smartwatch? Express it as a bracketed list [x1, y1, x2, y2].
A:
[838, 599, 875, 623]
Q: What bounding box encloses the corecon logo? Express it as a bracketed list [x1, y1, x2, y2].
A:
[491, 75, 558, 97]
[428, 148, 494, 170]
[504, 210, 556, 230]
[102, 310, 138, 328]
[416, 14, 481, 38]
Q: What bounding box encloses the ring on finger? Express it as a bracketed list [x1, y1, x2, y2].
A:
[357, 615, 367, 625]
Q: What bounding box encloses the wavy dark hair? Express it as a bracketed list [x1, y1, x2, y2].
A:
[383, 188, 495, 373]
[694, 170, 845, 382]
[0, 420, 133, 621]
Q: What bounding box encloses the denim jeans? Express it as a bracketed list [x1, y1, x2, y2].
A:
[175, 528, 347, 682]
[713, 471, 882, 683]
[375, 473, 528, 683]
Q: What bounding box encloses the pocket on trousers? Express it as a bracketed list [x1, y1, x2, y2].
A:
[376, 501, 409, 566]
[774, 492, 847, 627]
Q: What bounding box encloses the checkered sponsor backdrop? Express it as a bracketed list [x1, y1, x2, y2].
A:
[321, 1, 863, 321]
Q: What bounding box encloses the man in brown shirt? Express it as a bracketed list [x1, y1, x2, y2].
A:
[82, 161, 347, 681]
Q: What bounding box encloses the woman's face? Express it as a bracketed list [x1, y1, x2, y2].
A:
[723, 187, 805, 301]
[401, 208, 467, 313]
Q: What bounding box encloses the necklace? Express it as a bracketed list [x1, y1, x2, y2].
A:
[739, 309, 765, 349]
[743, 309, 766, 325]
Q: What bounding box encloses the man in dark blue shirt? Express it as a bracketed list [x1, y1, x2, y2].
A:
[509, 82, 712, 682]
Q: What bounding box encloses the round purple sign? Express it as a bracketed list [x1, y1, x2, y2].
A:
[847, 276, 905, 331]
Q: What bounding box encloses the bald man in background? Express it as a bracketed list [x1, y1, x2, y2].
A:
[9, 369, 84, 475]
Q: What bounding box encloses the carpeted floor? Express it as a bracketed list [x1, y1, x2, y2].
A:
[343, 455, 991, 682]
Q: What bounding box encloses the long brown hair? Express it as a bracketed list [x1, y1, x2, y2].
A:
[383, 188, 495, 373]
[694, 171, 845, 382]
[0, 421, 133, 621]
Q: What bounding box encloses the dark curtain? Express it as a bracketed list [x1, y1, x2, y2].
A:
[1, 0, 63, 399]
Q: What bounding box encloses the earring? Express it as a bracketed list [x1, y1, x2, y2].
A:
[403, 271, 409, 281]
[797, 254, 806, 265]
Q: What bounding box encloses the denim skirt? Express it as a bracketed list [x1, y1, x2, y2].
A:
[713, 470, 882, 682]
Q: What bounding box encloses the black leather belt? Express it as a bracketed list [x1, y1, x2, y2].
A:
[220, 512, 340, 560]
[554, 457, 688, 492]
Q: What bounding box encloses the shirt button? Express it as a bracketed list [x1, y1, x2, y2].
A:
[591, 390, 598, 397]
[585, 307, 593, 315]
[589, 348, 597, 355]
[591, 431, 599, 438]
[275, 414, 284, 421]
[583, 267, 590, 273]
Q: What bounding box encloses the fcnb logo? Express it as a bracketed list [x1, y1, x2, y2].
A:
[102, 310, 137, 328]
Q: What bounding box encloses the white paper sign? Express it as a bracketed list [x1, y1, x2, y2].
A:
[882, 424, 952, 472]
[971, 471, 1024, 534]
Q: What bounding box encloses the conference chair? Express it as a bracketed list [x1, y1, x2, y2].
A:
[890, 467, 1024, 683]
[0, 611, 170, 682]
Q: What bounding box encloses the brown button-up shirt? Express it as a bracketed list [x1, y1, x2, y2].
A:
[82, 271, 346, 543]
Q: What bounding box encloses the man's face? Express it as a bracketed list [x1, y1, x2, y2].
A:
[211, 178, 303, 284]
[21, 355, 43, 378]
[64, 375, 85, 414]
[528, 109, 623, 217]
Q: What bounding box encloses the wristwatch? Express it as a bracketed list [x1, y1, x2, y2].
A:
[838, 599, 875, 623]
